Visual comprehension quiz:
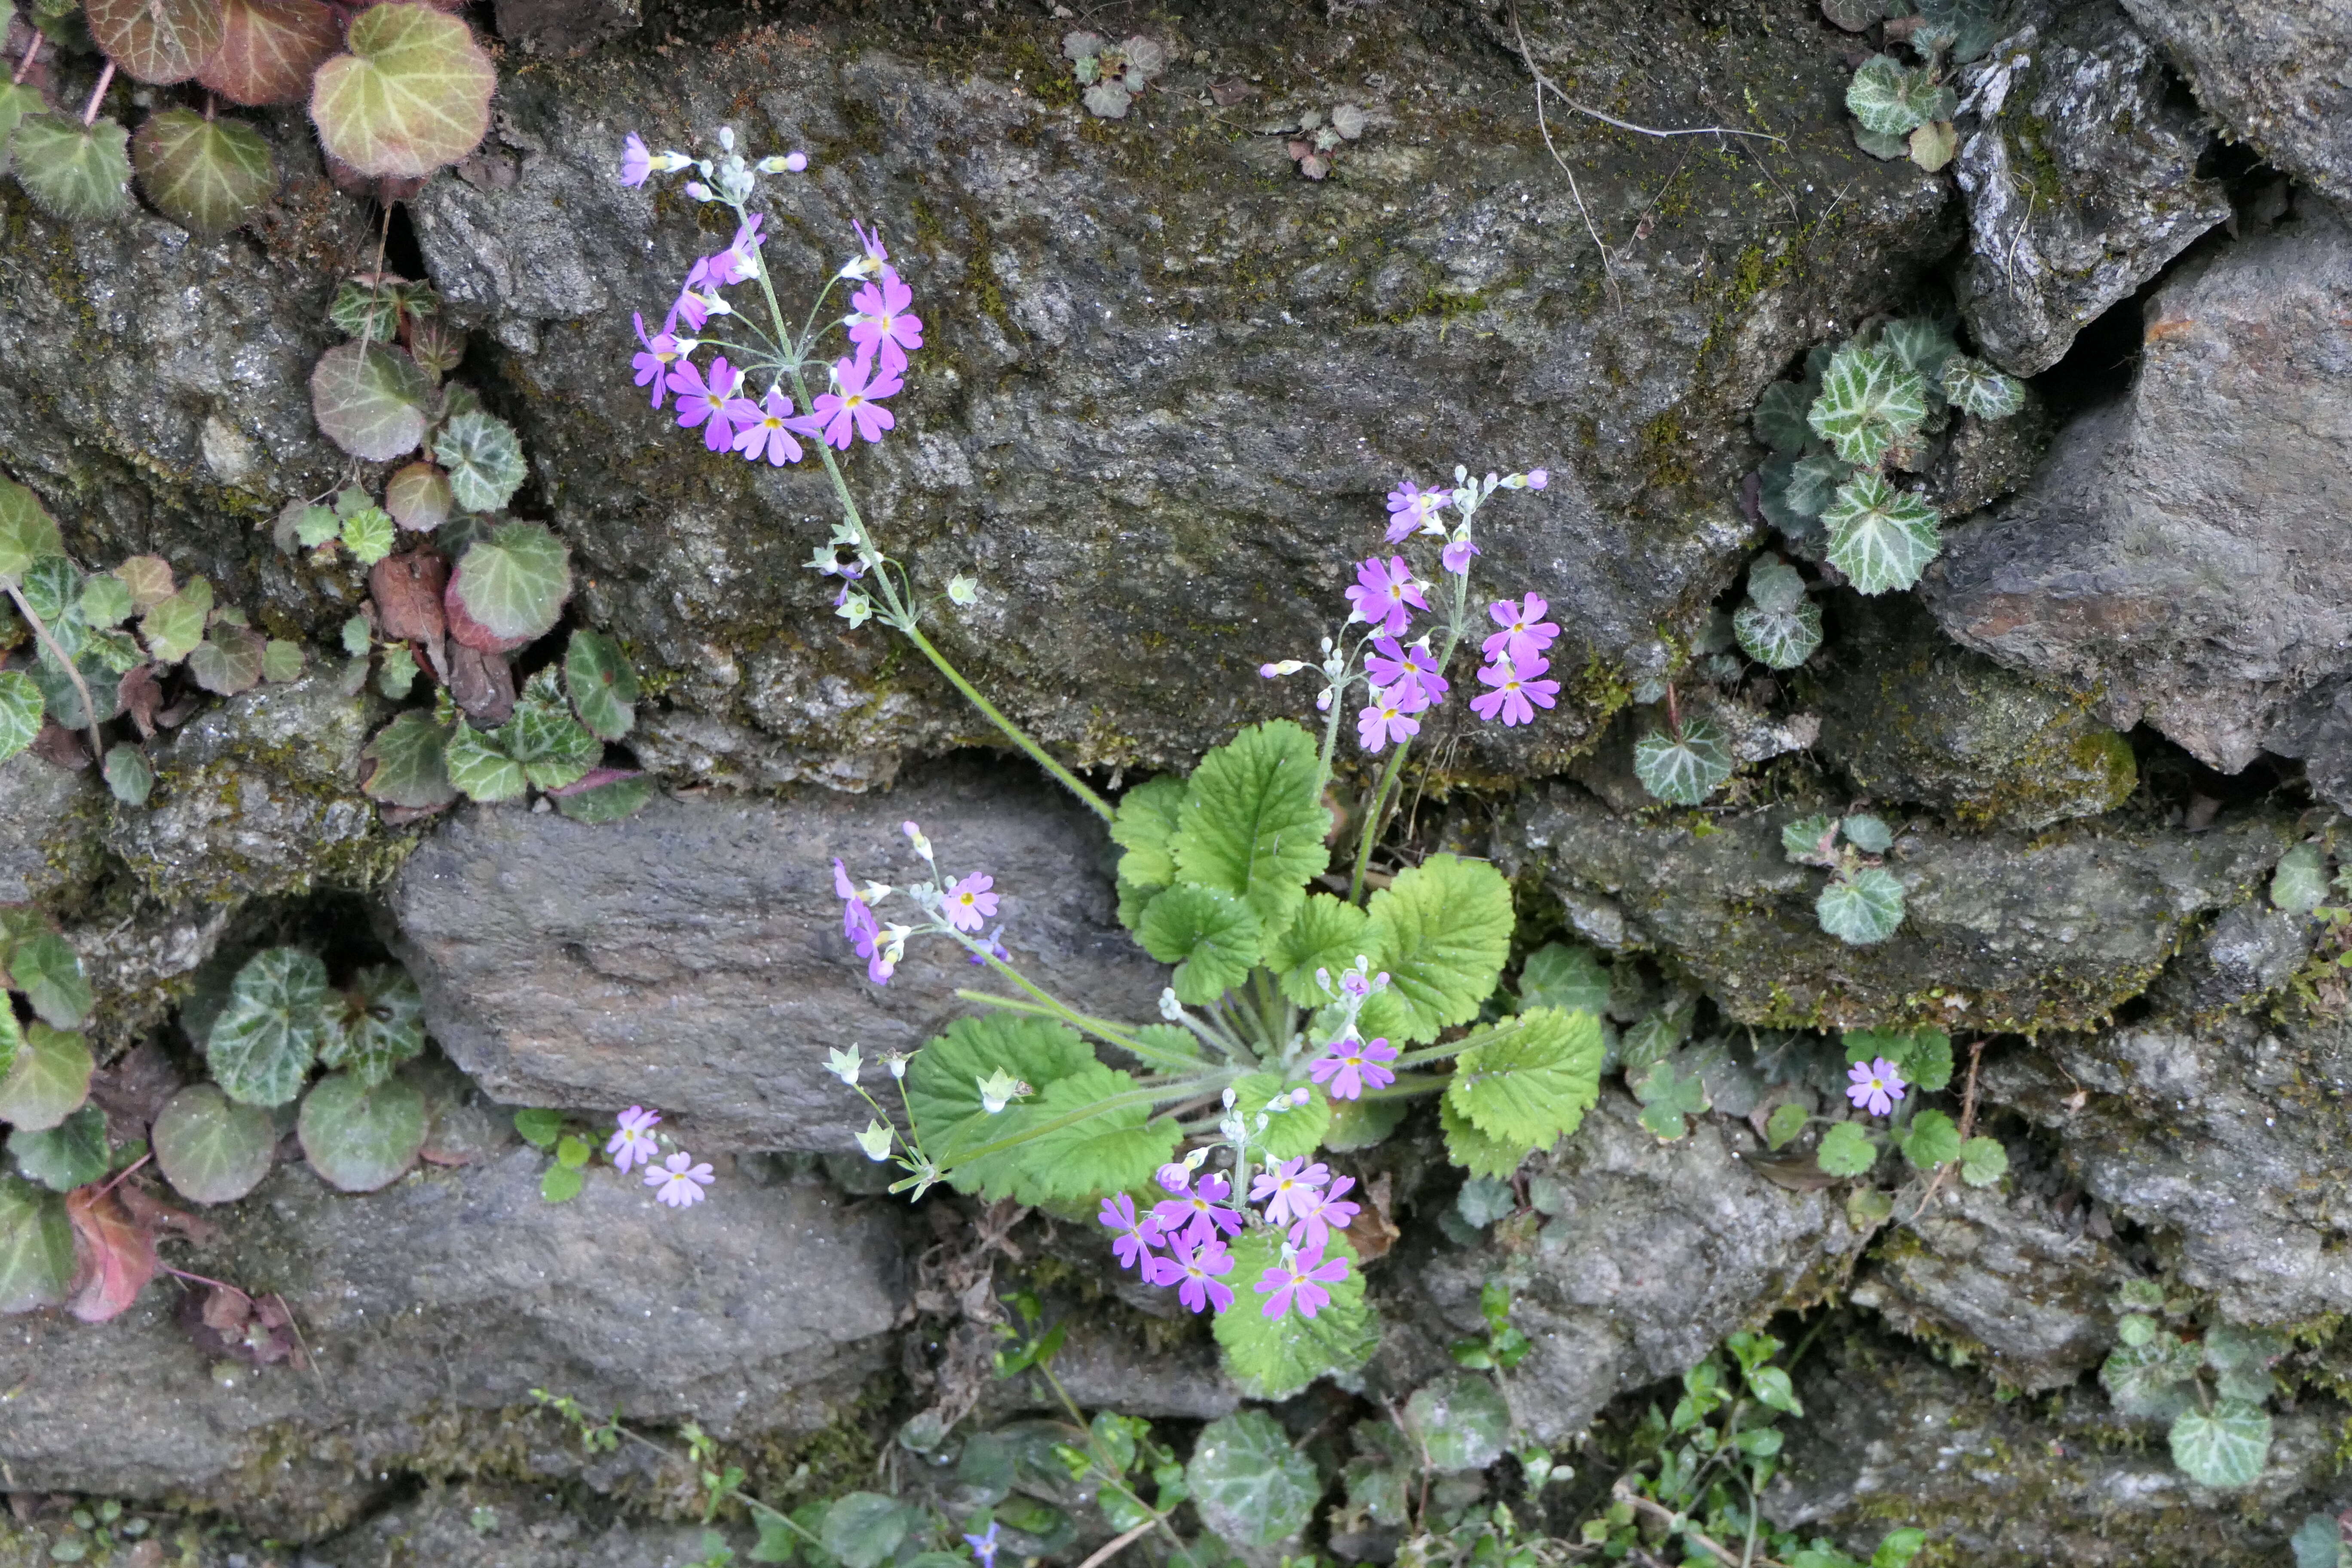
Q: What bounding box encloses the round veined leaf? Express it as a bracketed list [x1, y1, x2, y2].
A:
[312, 342, 431, 461]
[1404, 1374, 1512, 1474]
[1745, 553, 1809, 614]
[0, 478, 66, 579]
[1136, 884, 1262, 1004]
[340, 504, 396, 566]
[0, 1175, 75, 1314]
[132, 109, 275, 235]
[2273, 845, 2332, 913]
[1957, 1135, 2009, 1187]
[10, 1103, 111, 1191]
[563, 628, 638, 742]
[188, 624, 268, 695]
[1898, 1107, 1963, 1172]
[114, 555, 175, 611]
[0, 1024, 95, 1132]
[432, 408, 527, 513]
[1633, 718, 1733, 806]
[199, 0, 342, 105]
[152, 1083, 278, 1203]
[2169, 1401, 2272, 1490]
[309, 3, 496, 179]
[79, 572, 134, 629]
[0, 671, 43, 764]
[1446, 1007, 1603, 1151]
[1824, 473, 1942, 594]
[1880, 318, 1959, 380]
[1817, 865, 1907, 945]
[1733, 598, 1823, 669]
[206, 946, 337, 1107]
[329, 276, 404, 341]
[1188, 1409, 1323, 1547]
[449, 521, 572, 645]
[497, 666, 600, 789]
[1263, 891, 1372, 1007]
[1909, 119, 1959, 172]
[548, 769, 655, 823]
[444, 720, 525, 802]
[1517, 941, 1611, 1017]
[84, 0, 225, 83]
[262, 638, 305, 683]
[360, 709, 458, 809]
[297, 1069, 427, 1191]
[1841, 813, 1896, 855]
[140, 577, 214, 664]
[15, 551, 77, 626]
[905, 1013, 1092, 1164]
[1814, 1120, 1877, 1177]
[1941, 354, 2026, 419]
[384, 461, 452, 531]
[103, 744, 154, 806]
[821, 1494, 916, 1568]
[11, 113, 134, 221]
[1808, 342, 1928, 467]
[1751, 381, 1813, 456]
[12, 931, 91, 1031]
[0, 81, 42, 169]
[1847, 54, 1933, 136]
[2290, 1514, 2344, 1568]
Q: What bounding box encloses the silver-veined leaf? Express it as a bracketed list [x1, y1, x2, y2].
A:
[1633, 717, 1733, 806]
[1816, 866, 1906, 945]
[132, 109, 275, 236]
[360, 710, 457, 809]
[317, 964, 426, 1087]
[1734, 598, 1822, 669]
[11, 931, 90, 1030]
[1941, 355, 2025, 419]
[1187, 1409, 1324, 1546]
[0, 1023, 94, 1131]
[1823, 472, 1942, 594]
[1752, 382, 1813, 455]
[84, 0, 225, 83]
[199, 0, 343, 105]
[432, 407, 527, 513]
[1807, 342, 1928, 466]
[384, 461, 452, 531]
[0, 671, 43, 763]
[10, 1103, 111, 1191]
[448, 520, 571, 646]
[496, 666, 598, 790]
[205, 945, 337, 1107]
[0, 1176, 74, 1314]
[0, 478, 65, 579]
[2168, 1401, 2272, 1490]
[444, 720, 525, 802]
[311, 342, 430, 460]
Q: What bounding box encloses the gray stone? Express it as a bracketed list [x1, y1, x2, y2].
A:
[1986, 1011, 2352, 1325]
[2169, 899, 2314, 1011]
[491, 0, 640, 59]
[1494, 776, 2293, 1033]
[1953, 5, 2231, 376]
[386, 758, 1167, 1152]
[2120, 0, 2352, 205]
[0, 752, 106, 910]
[1848, 1173, 2126, 1392]
[1810, 593, 2137, 832]
[0, 1149, 906, 1535]
[1926, 196, 2352, 775]
[313, 1481, 720, 1568]
[1372, 1092, 1864, 1442]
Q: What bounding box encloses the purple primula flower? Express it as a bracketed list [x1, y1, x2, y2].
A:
[1152, 1172, 1242, 1250]
[1155, 1161, 1193, 1194]
[1482, 594, 1561, 670]
[1470, 655, 1559, 727]
[965, 1524, 999, 1568]
[1286, 1173, 1360, 1252]
[1307, 1036, 1399, 1101]
[845, 218, 890, 277]
[631, 310, 684, 409]
[1365, 636, 1448, 704]
[1250, 1158, 1330, 1228]
[669, 355, 742, 452]
[799, 353, 902, 448]
[1146, 1237, 1237, 1314]
[967, 923, 1011, 965]
[1344, 556, 1427, 637]
[1255, 1243, 1349, 1320]
[726, 389, 806, 467]
[1098, 1192, 1165, 1271]
[606, 1106, 662, 1172]
[1441, 536, 1481, 576]
[1847, 1057, 1907, 1118]
[1357, 683, 1426, 753]
[646, 1150, 715, 1208]
[945, 872, 998, 933]
[1384, 479, 1447, 542]
[846, 266, 925, 377]
[833, 857, 882, 956]
[1527, 468, 1549, 490]
[620, 131, 651, 187]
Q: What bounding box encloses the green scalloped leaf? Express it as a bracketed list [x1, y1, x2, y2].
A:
[262, 638, 304, 683]
[385, 461, 452, 531]
[298, 1069, 427, 1192]
[1439, 1094, 1534, 1178]
[1011, 1063, 1179, 1205]
[361, 709, 457, 809]
[1109, 774, 1185, 889]
[309, 2, 495, 179]
[339, 504, 396, 566]
[329, 276, 403, 340]
[1446, 1007, 1602, 1151]
[0, 1024, 93, 1132]
[1136, 884, 1262, 1005]
[1631, 1057, 1710, 1141]
[2169, 1401, 2271, 1490]
[905, 1013, 1095, 1200]
[1231, 1071, 1330, 1160]
[0, 1175, 74, 1314]
[1745, 554, 1808, 614]
[318, 965, 426, 1088]
[10, 1103, 110, 1191]
[1818, 866, 1906, 945]
[188, 624, 267, 695]
[205, 946, 337, 1108]
[11, 931, 90, 1031]
[1517, 941, 1610, 1017]
[79, 572, 133, 629]
[563, 628, 638, 742]
[11, 113, 133, 221]
[1941, 355, 2025, 419]
[450, 520, 571, 645]
[498, 666, 599, 790]
[1847, 54, 1936, 135]
[1263, 891, 1371, 1007]
[1881, 318, 1958, 380]
[1814, 1121, 1878, 1177]
[1898, 1107, 1963, 1172]
[1808, 342, 1927, 467]
[1752, 381, 1814, 456]
[444, 720, 525, 802]
[133, 109, 275, 236]
[1168, 718, 1329, 940]
[312, 342, 430, 461]
[1957, 1135, 2009, 1187]
[0, 478, 66, 579]
[151, 1083, 277, 1203]
[85, 0, 224, 83]
[199, 0, 343, 105]
[1734, 598, 1822, 669]
[1356, 854, 1513, 1046]
[1633, 717, 1733, 806]
[1824, 473, 1942, 594]
[0, 671, 43, 764]
[0, 81, 42, 169]
[433, 407, 527, 513]
[140, 576, 213, 663]
[1187, 1409, 1323, 1547]
[1212, 1229, 1377, 1400]
[548, 770, 655, 823]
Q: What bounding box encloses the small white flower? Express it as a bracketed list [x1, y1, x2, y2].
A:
[946, 574, 980, 606]
[836, 591, 873, 628]
[854, 1119, 894, 1161]
[825, 1046, 862, 1087]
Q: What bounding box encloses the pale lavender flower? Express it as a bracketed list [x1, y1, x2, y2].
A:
[619, 132, 651, 187]
[965, 1523, 999, 1568]
[606, 1106, 662, 1172]
[1357, 682, 1427, 753]
[945, 872, 998, 933]
[631, 309, 684, 409]
[1527, 468, 1549, 490]
[1286, 1174, 1360, 1252]
[1250, 1157, 1329, 1227]
[1482, 594, 1560, 670]
[1384, 479, 1447, 542]
[1345, 555, 1426, 637]
[1255, 1243, 1349, 1320]
[966, 924, 1011, 965]
[1098, 1192, 1164, 1271]
[1441, 536, 1481, 576]
[668, 355, 742, 452]
[1470, 655, 1559, 727]
[1307, 1036, 1399, 1101]
[727, 388, 806, 466]
[1847, 1057, 1907, 1118]
[646, 1151, 715, 1207]
[1146, 1237, 1236, 1314]
[833, 857, 882, 958]
[1155, 1161, 1193, 1194]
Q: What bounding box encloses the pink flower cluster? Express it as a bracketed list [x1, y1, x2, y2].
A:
[1471, 594, 1562, 726]
[1096, 1158, 1360, 1320]
[605, 1106, 717, 1209]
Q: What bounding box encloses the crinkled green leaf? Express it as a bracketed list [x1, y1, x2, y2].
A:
[132, 109, 274, 236]
[497, 667, 600, 790]
[340, 504, 396, 566]
[1137, 883, 1262, 1005]
[1842, 813, 1895, 854]
[1899, 1108, 1962, 1172]
[1634, 717, 1733, 806]
[1957, 1135, 2008, 1187]
[1942, 355, 2025, 419]
[188, 624, 267, 695]
[562, 629, 639, 742]
[1814, 1121, 1878, 1177]
[1752, 381, 1814, 455]
[1880, 319, 1958, 381]
[433, 407, 527, 513]
[1809, 343, 1928, 467]
[18, 555, 78, 626]
[262, 638, 304, 683]
[103, 744, 153, 806]
[376, 643, 419, 700]
[444, 720, 525, 802]
[1915, 0, 1998, 61]
[309, 1, 496, 179]
[329, 276, 403, 340]
[1446, 1007, 1603, 1150]
[1231, 1071, 1329, 1160]
[318, 964, 426, 1088]
[2273, 843, 2330, 914]
[1818, 866, 1907, 945]
[200, 0, 343, 105]
[1779, 452, 1850, 527]
[906, 1014, 1093, 1198]
[1632, 1057, 1711, 1140]
[1109, 774, 1185, 889]
[85, 0, 224, 82]
[11, 931, 90, 1030]
[361, 709, 457, 809]
[1357, 854, 1513, 1045]
[1405, 1374, 1512, 1473]
[10, 1103, 110, 1191]
[298, 1069, 426, 1191]
[141, 576, 213, 663]
[1188, 1409, 1324, 1547]
[151, 1082, 276, 1203]
[294, 503, 343, 548]
[340, 614, 373, 657]
[205, 946, 337, 1107]
[312, 342, 430, 461]
[2168, 1401, 2271, 1489]
[540, 1163, 583, 1202]
[1438, 1094, 1537, 1179]
[1212, 1229, 1378, 1400]
[0, 1023, 92, 1132]
[1516, 941, 1610, 1017]
[451, 520, 572, 646]
[1735, 598, 1823, 669]
[2290, 1514, 2344, 1568]
[1824, 473, 1942, 595]
[1168, 719, 1329, 939]
[0, 671, 43, 764]
[2101, 1333, 2202, 1419]
[0, 478, 65, 580]
[1784, 813, 1838, 863]
[1011, 1064, 1179, 1205]
[1264, 891, 1370, 1006]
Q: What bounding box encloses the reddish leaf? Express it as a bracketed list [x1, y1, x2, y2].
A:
[370, 548, 447, 643]
[117, 663, 163, 738]
[116, 1180, 221, 1246]
[30, 721, 89, 770]
[64, 1187, 158, 1323]
[83, 0, 225, 84]
[197, 0, 340, 105]
[199, 1282, 251, 1335]
[442, 571, 528, 654]
[444, 640, 513, 724]
[542, 766, 640, 798]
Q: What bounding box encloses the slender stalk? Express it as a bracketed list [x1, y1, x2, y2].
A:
[1345, 562, 1471, 904]
[962, 951, 1166, 1057]
[10, 33, 40, 85]
[953, 989, 1192, 1067]
[944, 1080, 1217, 1170]
[6, 583, 104, 767]
[900, 620, 1113, 819]
[79, 58, 111, 126]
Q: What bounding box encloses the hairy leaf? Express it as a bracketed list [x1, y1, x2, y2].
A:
[1880, 318, 1958, 380]
[1012, 1064, 1179, 1205]
[113, 555, 174, 610]
[0, 671, 43, 765]
[2102, 1333, 2202, 1418]
[1446, 1007, 1603, 1151]
[79, 572, 134, 629]
[1745, 554, 1809, 614]
[141, 576, 213, 663]
[433, 407, 527, 513]
[1824, 473, 1941, 594]
[0, 80, 40, 168]
[1808, 342, 1928, 466]
[1188, 1409, 1323, 1546]
[310, 2, 495, 178]
[1814, 1121, 1878, 1177]
[10, 1103, 109, 1191]
[199, 0, 342, 104]
[1941, 355, 2025, 419]
[1752, 381, 1814, 455]
[821, 1494, 913, 1568]
[312, 342, 430, 461]
[0, 477, 66, 579]
[1516, 942, 1610, 1017]
[206, 946, 337, 1107]
[188, 624, 267, 695]
[1405, 1375, 1512, 1473]
[319, 964, 426, 1087]
[444, 720, 525, 802]
[133, 109, 274, 235]
[11, 113, 134, 220]
[498, 667, 600, 790]
[0, 1024, 92, 1132]
[85, 0, 224, 83]
[1734, 597, 1823, 669]
[1898, 1108, 1962, 1172]
[1957, 1135, 2008, 1187]
[1108, 774, 1185, 889]
[2169, 1402, 2271, 1489]
[906, 1014, 1093, 1197]
[1168, 719, 1329, 939]
[0, 1175, 74, 1314]
[1633, 717, 1733, 806]
[12, 931, 90, 1030]
[1817, 866, 1906, 944]
[1842, 813, 1896, 854]
[548, 769, 655, 823]
[1263, 891, 1369, 1007]
[1230, 1071, 1330, 1160]
[1438, 1093, 1537, 1179]
[298, 1069, 427, 1191]
[1908, 119, 1958, 172]
[1137, 883, 1262, 1005]
[340, 504, 396, 566]
[384, 461, 452, 532]
[151, 1083, 277, 1203]
[564, 628, 639, 742]
[361, 709, 457, 809]
[2290, 1515, 2344, 1568]
[450, 521, 571, 646]
[1213, 1230, 1378, 1400]
[1357, 854, 1513, 1045]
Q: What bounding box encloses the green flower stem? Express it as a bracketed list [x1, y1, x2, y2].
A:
[898, 619, 1115, 821]
[1351, 1070, 1450, 1100]
[940, 1075, 1230, 1172]
[1345, 564, 1472, 905]
[953, 988, 1192, 1069]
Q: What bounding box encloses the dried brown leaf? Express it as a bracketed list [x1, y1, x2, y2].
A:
[370, 548, 448, 643]
[65, 1187, 158, 1323]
